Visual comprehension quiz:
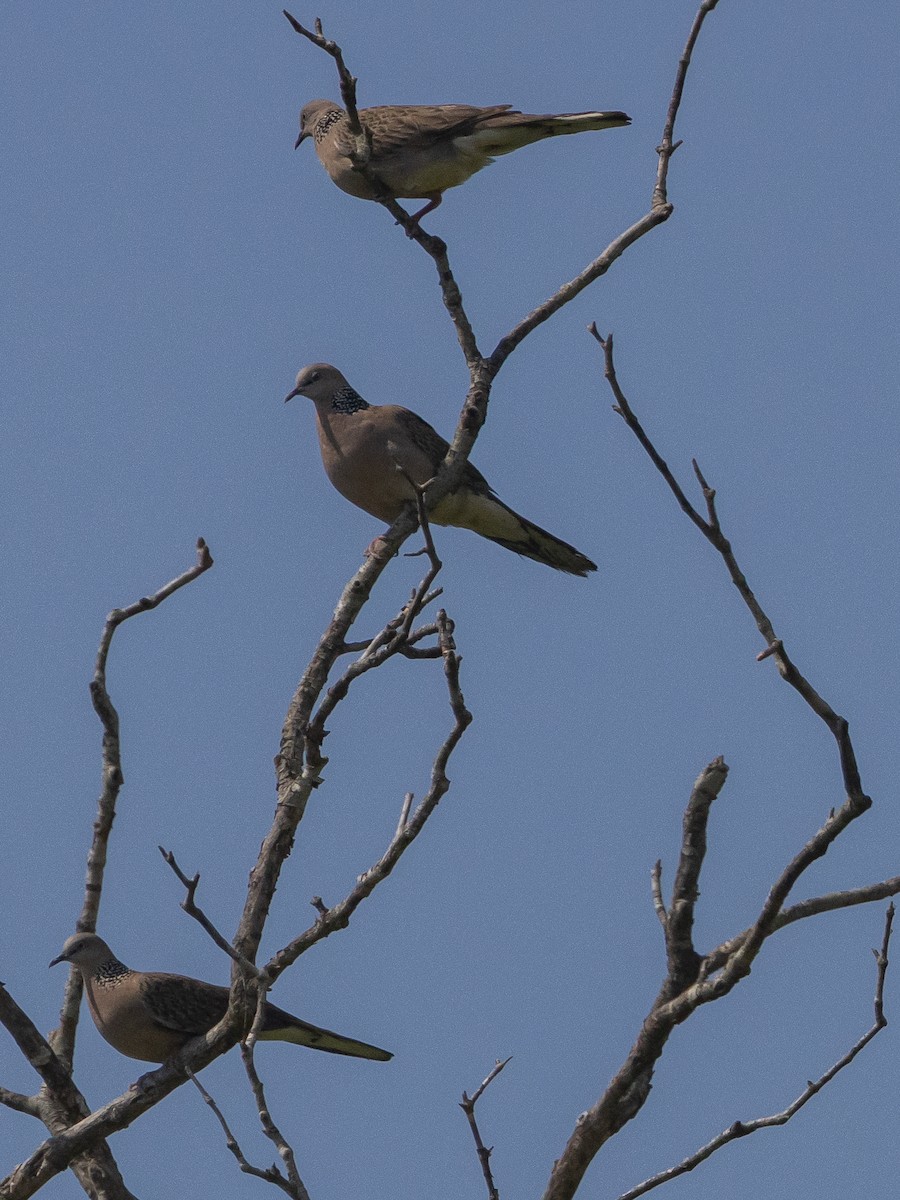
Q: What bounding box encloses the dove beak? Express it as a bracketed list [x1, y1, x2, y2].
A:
[294, 129, 308, 150]
[284, 385, 302, 404]
[49, 953, 69, 968]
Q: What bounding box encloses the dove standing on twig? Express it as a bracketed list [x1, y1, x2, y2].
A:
[296, 99, 630, 223]
[51, 934, 392, 1064]
[285, 363, 597, 577]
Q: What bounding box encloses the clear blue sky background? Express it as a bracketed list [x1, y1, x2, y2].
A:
[2, 2, 898, 1197]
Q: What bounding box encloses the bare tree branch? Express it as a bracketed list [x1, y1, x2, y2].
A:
[0, 1012, 245, 1200]
[0, 543, 212, 1198]
[706, 877, 900, 972]
[650, 861, 667, 930]
[460, 1058, 512, 1200]
[0, 986, 137, 1200]
[264, 609, 472, 981]
[189, 1068, 309, 1200]
[661, 759, 728, 998]
[653, 0, 721, 208]
[617, 904, 894, 1200]
[158, 848, 258, 977]
[53, 538, 214, 1071]
[0, 1090, 39, 1119]
[240, 1044, 310, 1200]
[592, 327, 868, 807]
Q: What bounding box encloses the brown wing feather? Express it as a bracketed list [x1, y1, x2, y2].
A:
[363, 104, 514, 154]
[140, 974, 228, 1037]
[394, 408, 495, 496]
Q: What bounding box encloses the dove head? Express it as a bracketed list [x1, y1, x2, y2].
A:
[296, 99, 342, 149]
[285, 364, 369, 414]
[50, 933, 119, 972]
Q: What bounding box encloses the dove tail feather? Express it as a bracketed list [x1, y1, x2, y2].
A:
[484, 518, 597, 576]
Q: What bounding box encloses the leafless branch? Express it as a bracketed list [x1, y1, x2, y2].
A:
[650, 861, 667, 930]
[593, 327, 868, 808]
[52, 538, 213, 1071]
[158, 847, 258, 976]
[281, 12, 361, 136]
[653, 0, 721, 207]
[189, 1069, 307, 1199]
[0, 543, 212, 1198]
[617, 904, 894, 1200]
[264, 609, 472, 981]
[0, 1089, 38, 1118]
[302, 518, 445, 776]
[0, 986, 137, 1200]
[1, 1009, 247, 1200]
[240, 1045, 310, 1200]
[536, 274, 883, 1197]
[460, 1058, 512, 1200]
[661, 759, 728, 997]
[704, 877, 900, 974]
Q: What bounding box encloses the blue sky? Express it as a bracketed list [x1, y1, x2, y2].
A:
[2, 1, 898, 1197]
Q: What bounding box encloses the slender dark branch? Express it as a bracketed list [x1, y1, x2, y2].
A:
[0, 987, 89, 1114]
[303, 541, 445, 775]
[651, 861, 667, 930]
[460, 1058, 512, 1200]
[593, 327, 869, 808]
[541, 743, 882, 1200]
[654, 0, 722, 207]
[0, 985, 137, 1200]
[396, 791, 414, 837]
[0, 1089, 38, 1118]
[240, 1044, 310, 1200]
[588, 326, 709, 536]
[93, 538, 213, 684]
[488, 0, 723, 370]
[1, 1009, 248, 1200]
[189, 1071, 298, 1197]
[490, 211, 672, 373]
[3, 543, 213, 1196]
[158, 847, 258, 976]
[705, 876, 900, 974]
[618, 905, 893, 1200]
[282, 12, 361, 135]
[662, 758, 728, 997]
[51, 539, 213, 1071]
[263, 610, 472, 980]
[591, 326, 876, 975]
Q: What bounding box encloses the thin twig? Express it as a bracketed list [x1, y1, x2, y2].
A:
[0, 985, 137, 1199]
[703, 877, 900, 974]
[52, 538, 213, 1071]
[158, 847, 258, 976]
[617, 905, 894, 1200]
[654, 0, 721, 207]
[592, 327, 869, 809]
[396, 792, 414, 837]
[651, 861, 667, 930]
[662, 759, 728, 996]
[282, 12, 361, 136]
[0, 1089, 38, 1118]
[460, 1058, 512, 1200]
[303, 542, 446, 775]
[264, 610, 472, 981]
[189, 1070, 300, 1196]
[240, 1044, 311, 1200]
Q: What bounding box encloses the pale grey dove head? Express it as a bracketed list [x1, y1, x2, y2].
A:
[50, 933, 118, 971]
[284, 362, 354, 408]
[295, 99, 339, 149]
